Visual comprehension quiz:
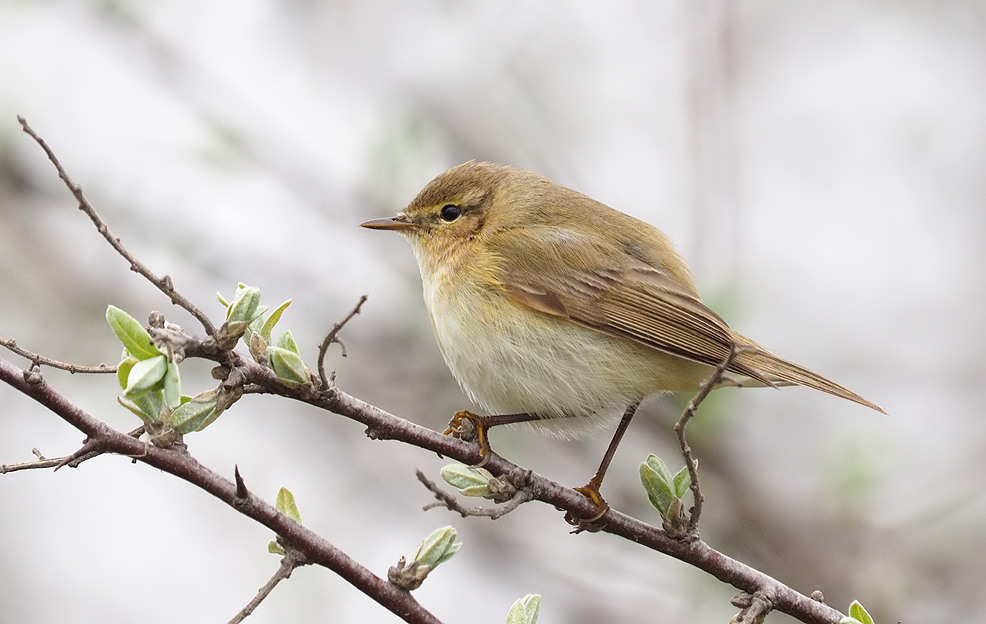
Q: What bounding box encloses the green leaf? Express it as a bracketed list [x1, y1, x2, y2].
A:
[225, 284, 264, 325]
[260, 299, 292, 343]
[245, 314, 264, 348]
[412, 526, 461, 567]
[124, 355, 168, 399]
[640, 455, 675, 516]
[266, 346, 311, 388]
[169, 389, 220, 433]
[848, 601, 875, 624]
[275, 487, 303, 523]
[268, 540, 286, 555]
[644, 454, 673, 484]
[132, 390, 166, 424]
[440, 463, 494, 497]
[505, 594, 541, 624]
[117, 357, 137, 391]
[673, 464, 692, 498]
[117, 396, 159, 426]
[162, 361, 181, 408]
[106, 305, 160, 360]
[276, 329, 300, 354]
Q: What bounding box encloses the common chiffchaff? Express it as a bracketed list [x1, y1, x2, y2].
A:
[362, 161, 882, 514]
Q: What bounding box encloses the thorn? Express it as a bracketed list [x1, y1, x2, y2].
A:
[234, 464, 249, 499]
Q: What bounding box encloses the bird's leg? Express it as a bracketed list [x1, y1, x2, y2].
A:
[444, 411, 542, 467]
[565, 401, 641, 531]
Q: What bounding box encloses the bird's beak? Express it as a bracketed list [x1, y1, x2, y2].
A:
[360, 215, 417, 231]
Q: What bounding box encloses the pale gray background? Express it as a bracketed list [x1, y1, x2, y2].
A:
[1, 2, 983, 623]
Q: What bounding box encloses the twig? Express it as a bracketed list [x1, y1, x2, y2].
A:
[316, 294, 368, 388]
[227, 550, 309, 624]
[17, 116, 217, 336]
[730, 589, 776, 624]
[0, 426, 146, 474]
[416, 469, 533, 519]
[0, 356, 443, 624]
[674, 343, 746, 535]
[0, 336, 116, 374]
[4, 121, 854, 624]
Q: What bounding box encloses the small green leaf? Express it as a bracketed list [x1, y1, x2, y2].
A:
[124, 355, 168, 399]
[244, 312, 265, 349]
[106, 305, 160, 360]
[260, 299, 292, 343]
[225, 284, 264, 325]
[640, 455, 675, 516]
[267, 346, 311, 387]
[505, 594, 541, 624]
[412, 526, 461, 567]
[131, 390, 166, 424]
[276, 329, 300, 354]
[644, 454, 673, 484]
[847, 601, 875, 624]
[169, 389, 220, 433]
[117, 396, 159, 425]
[441, 463, 494, 497]
[162, 361, 181, 408]
[268, 540, 286, 555]
[673, 464, 692, 498]
[275, 487, 303, 523]
[117, 357, 137, 391]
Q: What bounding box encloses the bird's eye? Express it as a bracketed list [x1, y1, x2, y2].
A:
[439, 204, 462, 222]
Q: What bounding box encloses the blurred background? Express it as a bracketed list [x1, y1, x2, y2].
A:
[1, 1, 983, 623]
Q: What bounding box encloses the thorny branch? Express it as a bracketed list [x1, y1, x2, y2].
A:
[1, 117, 855, 624]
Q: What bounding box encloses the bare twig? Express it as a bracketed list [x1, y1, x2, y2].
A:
[674, 343, 746, 534]
[17, 116, 218, 336]
[227, 550, 309, 624]
[316, 294, 368, 388]
[0, 336, 116, 374]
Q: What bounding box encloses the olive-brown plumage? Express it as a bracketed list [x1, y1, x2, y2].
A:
[362, 161, 883, 435]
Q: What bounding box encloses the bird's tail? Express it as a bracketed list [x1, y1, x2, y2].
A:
[729, 338, 885, 413]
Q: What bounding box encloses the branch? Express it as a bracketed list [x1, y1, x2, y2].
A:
[674, 343, 749, 534]
[316, 294, 368, 388]
[0, 335, 116, 374]
[416, 468, 534, 519]
[0, 425, 145, 474]
[227, 549, 309, 624]
[17, 116, 217, 336]
[5, 117, 855, 624]
[0, 357, 442, 624]
[237, 358, 848, 624]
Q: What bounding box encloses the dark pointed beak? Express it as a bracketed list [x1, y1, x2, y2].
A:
[360, 215, 417, 231]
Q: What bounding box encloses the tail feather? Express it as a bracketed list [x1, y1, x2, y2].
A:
[732, 342, 885, 414]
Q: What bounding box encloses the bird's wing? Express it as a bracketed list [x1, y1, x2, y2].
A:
[493, 228, 773, 384]
[494, 226, 884, 412]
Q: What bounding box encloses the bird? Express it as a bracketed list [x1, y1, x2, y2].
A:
[361, 161, 883, 523]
